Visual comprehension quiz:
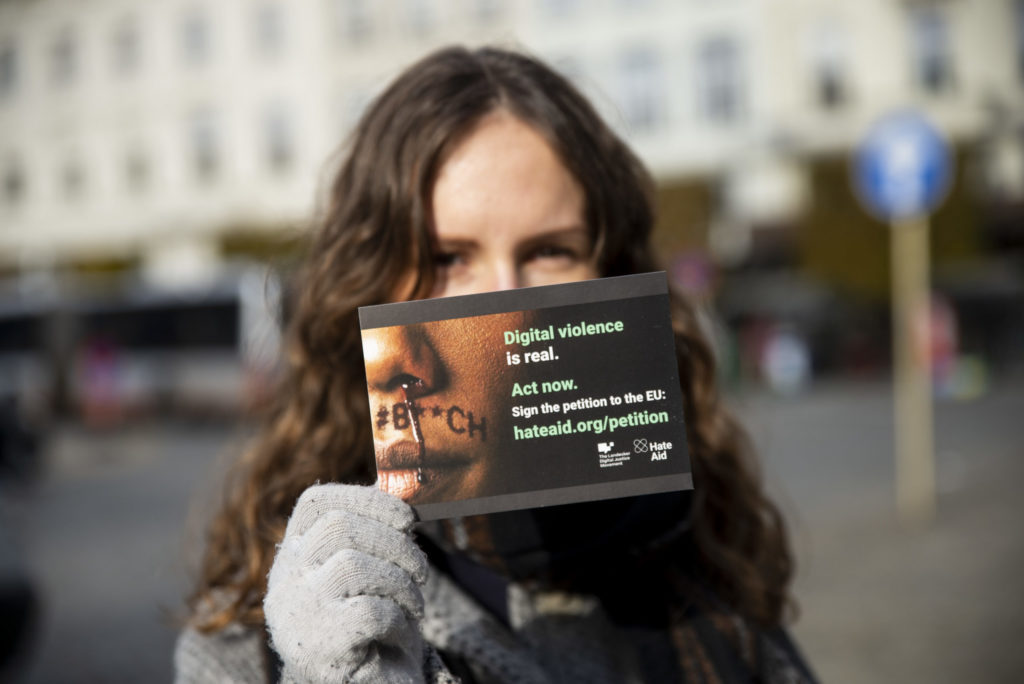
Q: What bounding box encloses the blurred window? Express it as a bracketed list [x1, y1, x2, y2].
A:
[263, 105, 293, 173]
[698, 35, 744, 125]
[51, 28, 76, 86]
[189, 111, 219, 182]
[817, 69, 844, 110]
[181, 9, 211, 66]
[2, 158, 25, 205]
[124, 148, 149, 193]
[909, 6, 955, 94]
[0, 42, 17, 99]
[808, 18, 848, 110]
[335, 0, 373, 45]
[474, 0, 502, 24]
[61, 157, 85, 201]
[405, 0, 435, 37]
[619, 47, 665, 133]
[539, 0, 580, 19]
[112, 17, 140, 76]
[254, 2, 286, 59]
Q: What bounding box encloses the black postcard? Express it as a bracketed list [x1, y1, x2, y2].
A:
[358, 272, 692, 520]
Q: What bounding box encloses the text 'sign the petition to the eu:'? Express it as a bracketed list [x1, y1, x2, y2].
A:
[504, 320, 672, 455]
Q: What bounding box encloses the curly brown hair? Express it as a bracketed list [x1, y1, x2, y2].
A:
[187, 45, 793, 632]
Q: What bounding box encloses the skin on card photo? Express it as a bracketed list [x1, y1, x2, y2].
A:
[363, 309, 538, 504]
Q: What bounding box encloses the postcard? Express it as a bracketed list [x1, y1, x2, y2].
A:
[358, 272, 692, 520]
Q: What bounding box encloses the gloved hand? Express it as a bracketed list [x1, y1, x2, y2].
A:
[264, 483, 429, 683]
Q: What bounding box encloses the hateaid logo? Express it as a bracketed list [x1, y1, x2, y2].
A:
[634, 438, 673, 461]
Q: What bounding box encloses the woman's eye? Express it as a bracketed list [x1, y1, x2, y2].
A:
[433, 251, 465, 269]
[530, 245, 577, 261]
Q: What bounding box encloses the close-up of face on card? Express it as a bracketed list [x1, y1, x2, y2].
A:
[361, 310, 534, 505]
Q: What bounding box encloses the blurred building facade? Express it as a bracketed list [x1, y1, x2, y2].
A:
[1, 0, 1022, 413]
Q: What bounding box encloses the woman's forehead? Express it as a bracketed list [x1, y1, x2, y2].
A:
[431, 112, 584, 243]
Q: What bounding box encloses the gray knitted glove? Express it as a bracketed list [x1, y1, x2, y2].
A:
[264, 484, 429, 683]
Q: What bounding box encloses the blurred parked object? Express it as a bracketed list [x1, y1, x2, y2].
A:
[718, 271, 842, 388]
[668, 250, 715, 299]
[928, 293, 958, 398]
[0, 517, 37, 682]
[0, 396, 41, 482]
[79, 337, 122, 428]
[762, 325, 813, 396]
[0, 266, 282, 423]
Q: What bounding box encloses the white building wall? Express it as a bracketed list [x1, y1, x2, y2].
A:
[518, 0, 761, 176]
[0, 0, 343, 270]
[0, 0, 1020, 276]
[758, 0, 1024, 155]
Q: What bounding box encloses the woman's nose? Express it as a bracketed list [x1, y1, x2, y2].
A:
[361, 324, 442, 398]
[482, 260, 521, 293]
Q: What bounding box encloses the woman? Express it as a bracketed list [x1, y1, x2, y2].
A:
[175, 46, 816, 683]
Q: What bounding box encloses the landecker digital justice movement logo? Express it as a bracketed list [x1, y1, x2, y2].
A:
[596, 441, 631, 468]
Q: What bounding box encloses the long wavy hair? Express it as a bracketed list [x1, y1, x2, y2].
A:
[188, 46, 793, 632]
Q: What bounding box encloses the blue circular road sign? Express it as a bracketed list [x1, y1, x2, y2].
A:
[854, 110, 953, 221]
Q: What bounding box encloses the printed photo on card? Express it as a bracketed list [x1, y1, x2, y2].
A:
[358, 272, 693, 520]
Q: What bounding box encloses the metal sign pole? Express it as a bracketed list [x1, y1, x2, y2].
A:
[854, 109, 950, 527]
[891, 214, 936, 525]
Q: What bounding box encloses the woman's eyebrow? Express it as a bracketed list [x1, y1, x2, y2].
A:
[433, 237, 477, 250]
[517, 225, 589, 249]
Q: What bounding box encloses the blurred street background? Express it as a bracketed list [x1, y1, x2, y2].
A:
[3, 378, 1023, 682]
[1, 0, 1023, 682]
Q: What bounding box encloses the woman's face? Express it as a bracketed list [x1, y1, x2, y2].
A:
[366, 111, 598, 503]
[428, 111, 596, 297]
